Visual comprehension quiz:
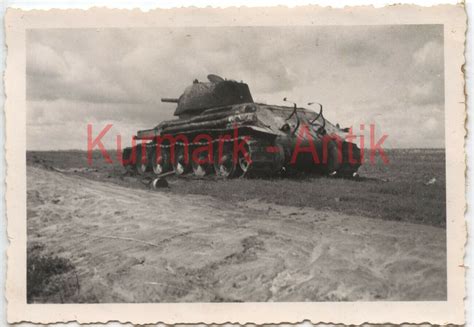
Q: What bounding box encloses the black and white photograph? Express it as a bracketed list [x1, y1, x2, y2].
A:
[25, 24, 448, 303]
[5, 5, 466, 325]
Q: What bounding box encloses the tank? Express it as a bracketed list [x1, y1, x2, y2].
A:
[122, 74, 362, 178]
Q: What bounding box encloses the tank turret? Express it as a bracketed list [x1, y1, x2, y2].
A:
[162, 75, 254, 117]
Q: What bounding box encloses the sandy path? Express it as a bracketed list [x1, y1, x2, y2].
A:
[27, 166, 446, 302]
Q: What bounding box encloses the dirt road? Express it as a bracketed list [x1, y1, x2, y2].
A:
[27, 166, 446, 302]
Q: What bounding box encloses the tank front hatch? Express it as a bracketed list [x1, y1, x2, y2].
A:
[170, 75, 254, 117]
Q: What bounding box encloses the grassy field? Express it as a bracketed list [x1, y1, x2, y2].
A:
[27, 148, 446, 227]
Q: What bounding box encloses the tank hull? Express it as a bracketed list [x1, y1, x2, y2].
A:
[123, 103, 362, 178]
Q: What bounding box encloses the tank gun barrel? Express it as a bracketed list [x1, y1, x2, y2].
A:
[161, 98, 179, 103]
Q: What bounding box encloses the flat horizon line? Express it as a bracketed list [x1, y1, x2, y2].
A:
[26, 147, 447, 152]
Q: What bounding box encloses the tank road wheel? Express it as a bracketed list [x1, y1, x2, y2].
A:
[122, 147, 137, 174]
[238, 142, 252, 175]
[214, 143, 242, 178]
[173, 146, 191, 176]
[150, 147, 170, 175]
[325, 139, 342, 176]
[191, 150, 213, 177]
[336, 142, 362, 178]
[135, 146, 149, 176]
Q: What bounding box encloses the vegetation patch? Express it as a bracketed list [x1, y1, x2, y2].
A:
[27, 243, 79, 303]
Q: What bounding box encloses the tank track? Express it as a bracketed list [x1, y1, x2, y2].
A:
[124, 133, 283, 178]
[123, 133, 361, 179]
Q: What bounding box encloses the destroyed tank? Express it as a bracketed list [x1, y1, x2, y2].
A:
[122, 74, 362, 178]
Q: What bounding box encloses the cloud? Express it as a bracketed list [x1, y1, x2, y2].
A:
[423, 116, 440, 132]
[408, 80, 443, 106]
[27, 43, 68, 78]
[26, 25, 445, 149]
[27, 46, 132, 104]
[413, 40, 444, 68]
[335, 36, 389, 67]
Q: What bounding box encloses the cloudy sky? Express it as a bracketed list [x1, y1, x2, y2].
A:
[26, 25, 444, 150]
